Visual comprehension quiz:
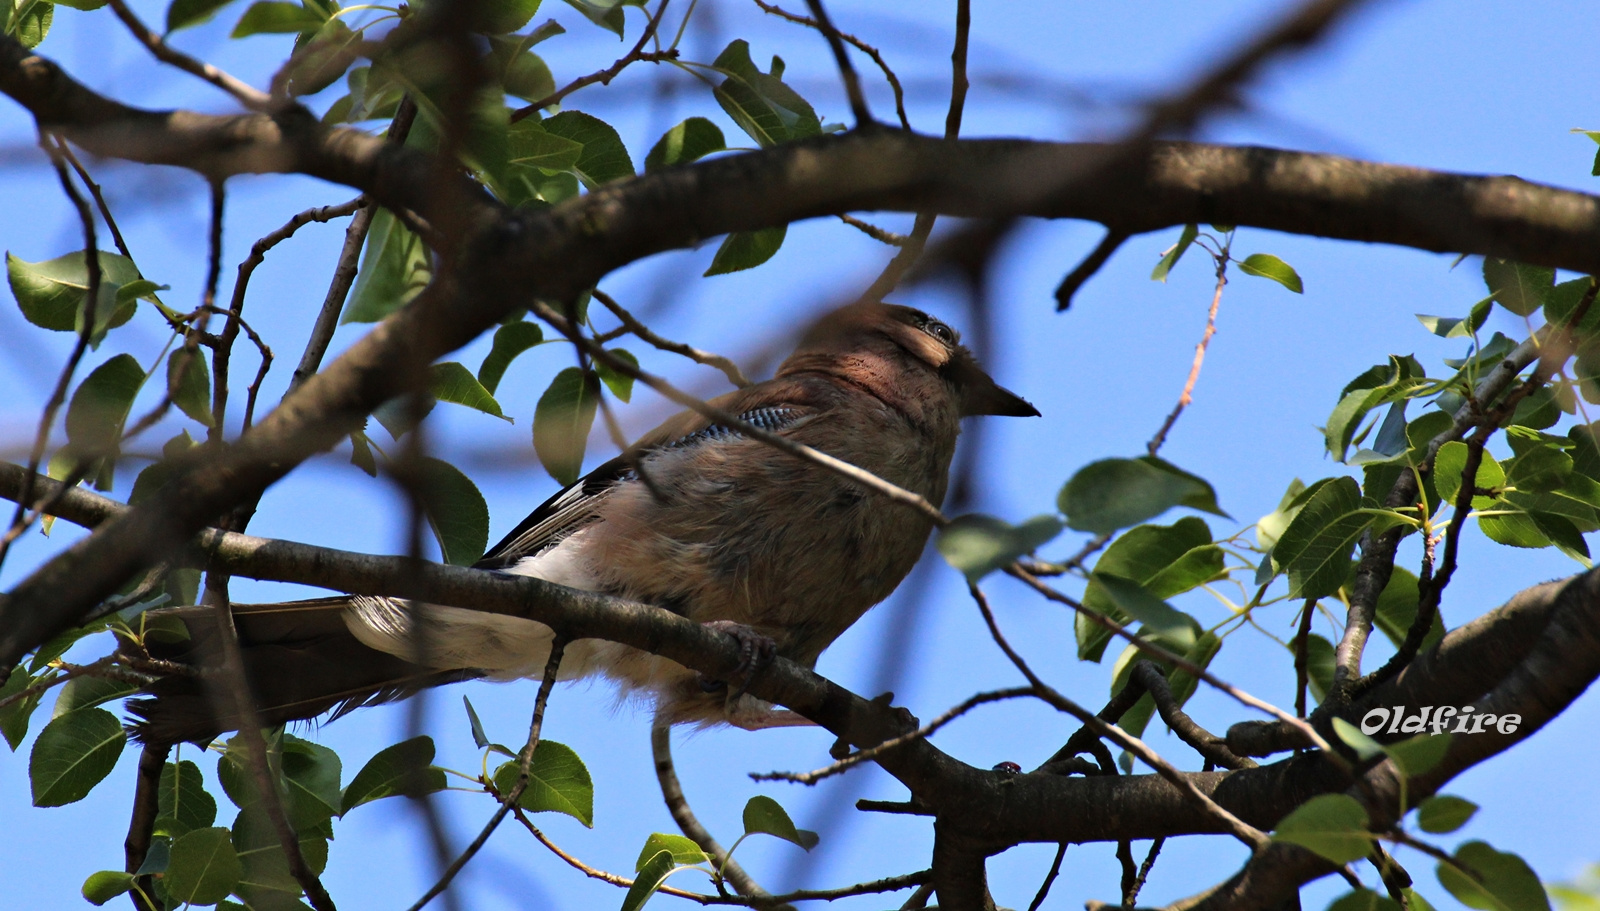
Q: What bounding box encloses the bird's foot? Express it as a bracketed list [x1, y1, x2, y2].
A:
[698, 620, 776, 700]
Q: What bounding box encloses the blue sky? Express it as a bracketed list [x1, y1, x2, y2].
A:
[2, 1, 1598, 909]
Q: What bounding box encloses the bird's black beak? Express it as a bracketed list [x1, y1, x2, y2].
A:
[951, 356, 1040, 417]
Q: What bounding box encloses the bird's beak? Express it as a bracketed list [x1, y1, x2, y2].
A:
[951, 357, 1040, 417]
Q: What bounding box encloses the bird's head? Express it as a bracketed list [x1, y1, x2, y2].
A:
[781, 302, 1040, 419]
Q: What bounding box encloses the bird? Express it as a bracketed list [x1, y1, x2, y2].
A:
[129, 302, 1038, 744]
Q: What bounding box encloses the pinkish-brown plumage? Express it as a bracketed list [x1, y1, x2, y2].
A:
[131, 303, 1036, 742]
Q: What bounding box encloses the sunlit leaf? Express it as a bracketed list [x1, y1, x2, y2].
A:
[1271, 794, 1371, 864]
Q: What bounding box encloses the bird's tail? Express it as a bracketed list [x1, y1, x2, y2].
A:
[126, 597, 481, 745]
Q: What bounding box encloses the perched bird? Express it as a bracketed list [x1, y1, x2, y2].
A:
[131, 302, 1037, 743]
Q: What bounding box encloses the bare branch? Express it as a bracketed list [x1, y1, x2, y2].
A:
[592, 288, 751, 388]
[509, 1, 677, 121]
[752, 0, 910, 130]
[103, 0, 273, 110]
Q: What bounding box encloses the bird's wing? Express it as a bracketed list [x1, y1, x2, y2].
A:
[473, 378, 825, 570]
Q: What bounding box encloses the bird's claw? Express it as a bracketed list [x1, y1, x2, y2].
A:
[699, 620, 776, 700]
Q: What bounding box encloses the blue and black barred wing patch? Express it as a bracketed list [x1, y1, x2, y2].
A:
[664, 406, 804, 449]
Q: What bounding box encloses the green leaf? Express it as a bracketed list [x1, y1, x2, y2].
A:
[1438, 841, 1552, 911]
[1237, 253, 1304, 293]
[562, 0, 627, 36]
[467, 0, 541, 33]
[1270, 476, 1370, 599]
[634, 832, 708, 870]
[1331, 717, 1384, 761]
[541, 111, 635, 186]
[29, 707, 126, 807]
[167, 0, 237, 31]
[1373, 568, 1444, 652]
[1271, 794, 1371, 864]
[464, 695, 492, 749]
[1433, 439, 1508, 501]
[1417, 795, 1478, 834]
[704, 226, 786, 276]
[711, 39, 821, 147]
[477, 321, 545, 394]
[742, 795, 819, 850]
[167, 349, 215, 427]
[621, 848, 676, 911]
[595, 348, 639, 402]
[341, 735, 446, 813]
[1150, 224, 1198, 282]
[1324, 356, 1430, 462]
[13, 1, 52, 47]
[1545, 278, 1600, 337]
[491, 739, 595, 826]
[285, 17, 359, 97]
[155, 759, 218, 839]
[65, 352, 144, 463]
[1328, 889, 1403, 911]
[1506, 444, 1573, 493]
[0, 669, 52, 750]
[231, 0, 323, 36]
[52, 674, 137, 718]
[936, 513, 1064, 582]
[430, 361, 510, 421]
[342, 209, 431, 323]
[416, 457, 490, 566]
[165, 827, 242, 905]
[1059, 456, 1226, 536]
[1079, 517, 1220, 661]
[506, 118, 585, 171]
[1089, 574, 1198, 653]
[8, 249, 143, 336]
[81, 870, 134, 906]
[233, 802, 329, 894]
[645, 117, 726, 172]
[1483, 258, 1554, 317]
[491, 38, 556, 101]
[1479, 500, 1554, 550]
[1384, 732, 1450, 777]
[533, 367, 600, 485]
[1300, 633, 1336, 704]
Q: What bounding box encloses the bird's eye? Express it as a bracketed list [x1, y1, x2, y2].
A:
[923, 320, 957, 345]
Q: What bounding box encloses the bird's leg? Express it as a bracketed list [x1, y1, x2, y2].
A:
[698, 620, 776, 700]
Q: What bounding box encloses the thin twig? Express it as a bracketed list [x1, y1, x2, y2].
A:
[969, 583, 1270, 848]
[57, 141, 131, 258]
[1027, 843, 1068, 911]
[1126, 837, 1166, 907]
[853, 0, 970, 304]
[0, 135, 104, 576]
[592, 288, 751, 388]
[750, 687, 1034, 784]
[837, 213, 909, 246]
[103, 0, 273, 110]
[1294, 599, 1315, 719]
[1006, 563, 1341, 762]
[0, 655, 118, 710]
[652, 713, 770, 899]
[405, 639, 566, 911]
[801, 0, 871, 125]
[1147, 241, 1229, 455]
[510, 0, 677, 121]
[1054, 229, 1130, 310]
[533, 300, 946, 522]
[753, 0, 906, 129]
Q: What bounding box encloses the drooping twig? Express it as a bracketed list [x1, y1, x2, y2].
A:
[752, 0, 909, 130]
[750, 687, 1034, 785]
[405, 639, 567, 911]
[103, 0, 272, 110]
[290, 100, 417, 392]
[853, 0, 970, 304]
[969, 583, 1270, 849]
[510, 0, 677, 121]
[652, 713, 771, 899]
[592, 288, 751, 387]
[1027, 843, 1068, 911]
[801, 0, 872, 126]
[1055, 229, 1130, 310]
